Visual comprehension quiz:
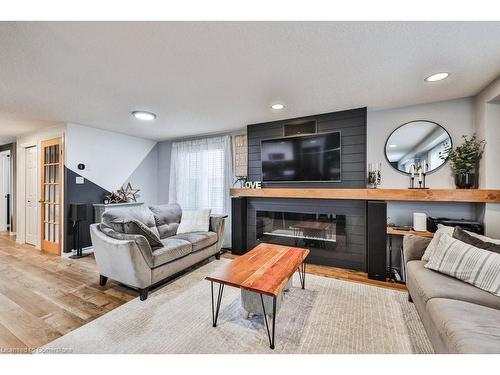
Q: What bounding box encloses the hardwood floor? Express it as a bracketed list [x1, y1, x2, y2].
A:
[0, 231, 134, 352]
[0, 232, 405, 352]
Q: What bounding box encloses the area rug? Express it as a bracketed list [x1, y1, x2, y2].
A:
[42, 259, 433, 354]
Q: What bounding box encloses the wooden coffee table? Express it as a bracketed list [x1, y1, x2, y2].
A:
[205, 243, 309, 349]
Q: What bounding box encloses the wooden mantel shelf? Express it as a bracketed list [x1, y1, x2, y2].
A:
[230, 188, 500, 203]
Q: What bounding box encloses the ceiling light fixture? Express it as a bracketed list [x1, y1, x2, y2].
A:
[271, 103, 285, 110]
[131, 110, 157, 121]
[424, 72, 449, 82]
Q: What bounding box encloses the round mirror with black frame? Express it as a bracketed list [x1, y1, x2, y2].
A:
[384, 120, 452, 175]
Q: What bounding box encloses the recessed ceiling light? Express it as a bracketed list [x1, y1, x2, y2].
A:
[271, 103, 285, 110]
[424, 72, 449, 82]
[131, 110, 157, 121]
[389, 144, 397, 148]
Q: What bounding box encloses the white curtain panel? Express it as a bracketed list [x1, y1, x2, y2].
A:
[168, 136, 233, 247]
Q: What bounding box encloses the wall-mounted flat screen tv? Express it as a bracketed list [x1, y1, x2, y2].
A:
[261, 131, 341, 182]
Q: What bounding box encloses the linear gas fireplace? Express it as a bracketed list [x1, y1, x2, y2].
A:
[255, 210, 347, 267]
[241, 198, 367, 271]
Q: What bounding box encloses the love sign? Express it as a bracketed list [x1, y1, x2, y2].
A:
[244, 181, 262, 189]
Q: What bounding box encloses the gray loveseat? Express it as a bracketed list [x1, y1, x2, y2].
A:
[90, 203, 226, 301]
[404, 235, 500, 353]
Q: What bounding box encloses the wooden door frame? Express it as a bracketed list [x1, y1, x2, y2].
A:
[40, 137, 63, 255]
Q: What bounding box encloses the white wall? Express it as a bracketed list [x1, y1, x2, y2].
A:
[65, 123, 157, 193]
[475, 77, 500, 237]
[16, 124, 66, 248]
[476, 77, 500, 188]
[367, 97, 475, 188]
[483, 102, 500, 185]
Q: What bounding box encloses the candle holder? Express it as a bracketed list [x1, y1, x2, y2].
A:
[368, 162, 381, 189]
[408, 162, 429, 189]
[408, 163, 417, 189]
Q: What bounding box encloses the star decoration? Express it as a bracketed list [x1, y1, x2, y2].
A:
[105, 183, 140, 204]
[105, 191, 126, 204]
[118, 183, 141, 202]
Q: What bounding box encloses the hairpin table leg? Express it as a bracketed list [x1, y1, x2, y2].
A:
[211, 281, 224, 327]
[260, 294, 277, 349]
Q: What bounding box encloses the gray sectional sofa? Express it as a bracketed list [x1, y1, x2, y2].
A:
[90, 203, 226, 300]
[404, 235, 500, 353]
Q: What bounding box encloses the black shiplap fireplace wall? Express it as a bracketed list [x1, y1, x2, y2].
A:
[233, 107, 369, 271]
[247, 107, 367, 188]
[247, 198, 367, 271]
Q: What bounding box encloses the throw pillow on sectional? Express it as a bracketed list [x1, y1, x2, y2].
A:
[421, 224, 454, 261]
[453, 226, 500, 254]
[425, 233, 500, 297]
[422, 224, 500, 261]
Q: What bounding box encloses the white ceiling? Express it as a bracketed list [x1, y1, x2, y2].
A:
[0, 111, 61, 145]
[1, 21, 500, 141]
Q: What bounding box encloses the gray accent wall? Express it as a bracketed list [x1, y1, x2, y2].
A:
[64, 167, 109, 253]
[124, 143, 160, 205]
[158, 141, 172, 204]
[247, 107, 367, 187]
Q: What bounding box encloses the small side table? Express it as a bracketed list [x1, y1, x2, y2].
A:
[386, 227, 434, 283]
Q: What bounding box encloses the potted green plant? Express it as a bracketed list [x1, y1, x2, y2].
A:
[441, 134, 485, 189]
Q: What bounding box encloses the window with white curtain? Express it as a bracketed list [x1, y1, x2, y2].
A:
[168, 136, 232, 247]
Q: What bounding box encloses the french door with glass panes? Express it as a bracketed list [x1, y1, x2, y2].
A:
[40, 138, 62, 254]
